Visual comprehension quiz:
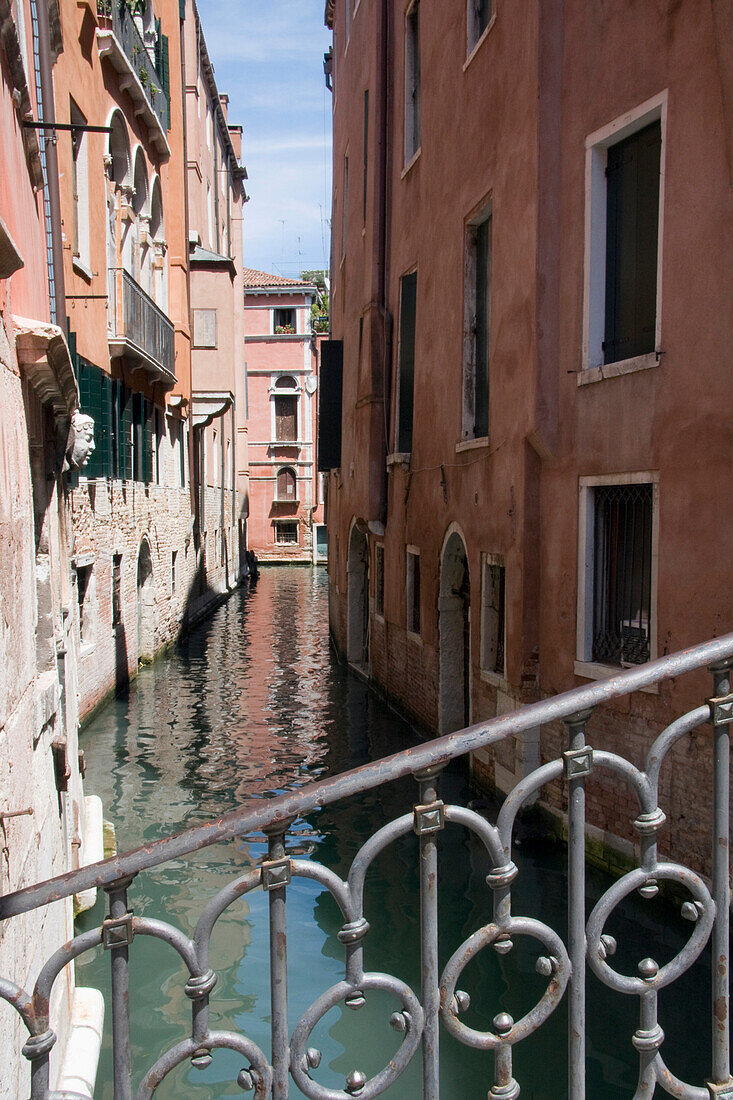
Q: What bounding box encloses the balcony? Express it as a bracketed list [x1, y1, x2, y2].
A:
[108, 267, 175, 388]
[96, 0, 170, 157]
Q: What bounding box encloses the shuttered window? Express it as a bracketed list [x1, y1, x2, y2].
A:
[276, 467, 297, 501]
[604, 120, 661, 364]
[275, 395, 298, 441]
[397, 271, 417, 453]
[474, 214, 491, 438]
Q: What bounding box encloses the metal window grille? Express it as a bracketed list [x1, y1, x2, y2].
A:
[112, 554, 122, 627]
[275, 521, 298, 545]
[407, 551, 420, 634]
[592, 482, 653, 666]
[482, 560, 505, 674]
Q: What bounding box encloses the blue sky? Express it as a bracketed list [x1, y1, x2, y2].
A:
[196, 0, 333, 278]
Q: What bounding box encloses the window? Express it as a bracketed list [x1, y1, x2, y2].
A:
[363, 89, 369, 224]
[171, 550, 177, 593]
[193, 308, 217, 348]
[70, 100, 90, 271]
[604, 121, 661, 364]
[375, 544, 385, 616]
[274, 376, 299, 442]
[396, 271, 417, 454]
[577, 476, 657, 670]
[76, 563, 94, 646]
[467, 0, 493, 54]
[480, 554, 505, 676]
[346, 0, 351, 39]
[583, 97, 665, 372]
[274, 308, 295, 335]
[463, 206, 492, 440]
[275, 520, 298, 544]
[406, 548, 420, 635]
[404, 1, 421, 164]
[112, 554, 122, 627]
[276, 466, 297, 501]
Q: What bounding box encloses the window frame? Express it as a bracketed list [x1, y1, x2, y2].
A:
[462, 200, 492, 443]
[406, 546, 421, 638]
[193, 308, 218, 349]
[466, 0, 495, 62]
[270, 375, 300, 443]
[273, 307, 296, 335]
[404, 0, 421, 167]
[375, 542, 385, 620]
[394, 268, 418, 457]
[581, 93, 667, 380]
[576, 472, 659, 684]
[112, 553, 123, 628]
[275, 465, 298, 503]
[70, 99, 91, 275]
[274, 520, 299, 545]
[480, 552, 506, 683]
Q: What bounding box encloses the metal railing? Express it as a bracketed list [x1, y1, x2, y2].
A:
[108, 267, 175, 386]
[2, 633, 733, 1098]
[97, 0, 168, 133]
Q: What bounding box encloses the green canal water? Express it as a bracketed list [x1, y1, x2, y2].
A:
[77, 566, 712, 1098]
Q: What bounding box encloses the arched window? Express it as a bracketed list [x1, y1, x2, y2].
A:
[276, 466, 297, 501]
[149, 177, 167, 309]
[108, 111, 131, 189]
[132, 148, 148, 216]
[273, 376, 299, 442]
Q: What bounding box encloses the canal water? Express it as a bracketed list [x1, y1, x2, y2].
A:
[77, 566, 711, 1098]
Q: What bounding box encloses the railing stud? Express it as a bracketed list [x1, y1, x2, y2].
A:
[709, 661, 733, 1087]
[104, 875, 135, 1100]
[263, 820, 293, 1100]
[414, 764, 445, 1100]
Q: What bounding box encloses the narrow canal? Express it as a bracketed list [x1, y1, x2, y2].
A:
[77, 566, 711, 1098]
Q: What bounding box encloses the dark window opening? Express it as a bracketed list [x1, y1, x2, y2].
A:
[473, 214, 492, 438]
[363, 88, 369, 224]
[481, 560, 505, 674]
[592, 483, 653, 666]
[407, 551, 420, 635]
[112, 554, 122, 627]
[375, 544, 385, 616]
[405, 1, 421, 162]
[604, 120, 661, 364]
[397, 271, 417, 453]
[77, 564, 93, 644]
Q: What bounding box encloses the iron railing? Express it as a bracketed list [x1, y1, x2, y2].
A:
[96, 0, 168, 133]
[108, 267, 175, 387]
[2, 634, 733, 1098]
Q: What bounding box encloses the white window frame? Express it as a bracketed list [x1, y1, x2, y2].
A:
[272, 306, 297, 335]
[406, 545, 421, 639]
[581, 92, 667, 381]
[575, 472, 659, 685]
[269, 374, 301, 443]
[480, 551, 506, 684]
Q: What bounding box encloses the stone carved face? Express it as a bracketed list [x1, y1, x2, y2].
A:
[69, 411, 95, 470]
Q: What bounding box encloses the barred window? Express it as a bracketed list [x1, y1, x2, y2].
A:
[407, 549, 420, 635]
[375, 544, 385, 617]
[592, 483, 653, 666]
[275, 521, 298, 544]
[480, 556, 505, 675]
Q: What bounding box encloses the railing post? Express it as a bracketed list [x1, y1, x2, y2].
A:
[709, 661, 733, 1090]
[103, 875, 135, 1100]
[564, 710, 593, 1100]
[263, 820, 293, 1100]
[414, 764, 445, 1100]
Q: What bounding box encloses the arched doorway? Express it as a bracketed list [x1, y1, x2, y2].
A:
[347, 522, 369, 669]
[137, 539, 154, 664]
[439, 529, 471, 733]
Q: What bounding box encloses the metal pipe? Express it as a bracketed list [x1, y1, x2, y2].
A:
[33, 0, 66, 328]
[3, 631, 733, 919]
[710, 660, 732, 1083]
[565, 709, 592, 1099]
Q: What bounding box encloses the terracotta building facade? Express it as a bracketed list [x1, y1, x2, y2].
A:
[244, 270, 326, 564]
[322, 0, 733, 875]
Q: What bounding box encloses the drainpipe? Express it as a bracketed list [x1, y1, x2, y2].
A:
[35, 0, 66, 329]
[375, 0, 393, 528]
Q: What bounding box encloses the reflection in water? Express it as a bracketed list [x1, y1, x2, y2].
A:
[77, 567, 711, 1099]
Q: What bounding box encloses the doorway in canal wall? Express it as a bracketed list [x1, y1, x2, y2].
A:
[439, 526, 471, 733]
[136, 537, 154, 664]
[347, 521, 369, 671]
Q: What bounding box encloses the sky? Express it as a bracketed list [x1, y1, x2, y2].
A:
[195, 0, 333, 279]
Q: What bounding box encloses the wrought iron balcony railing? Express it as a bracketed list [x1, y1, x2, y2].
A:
[2, 634, 733, 1098]
[108, 267, 176, 389]
[96, 0, 169, 155]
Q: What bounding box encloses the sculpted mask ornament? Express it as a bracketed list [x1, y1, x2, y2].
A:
[68, 411, 96, 471]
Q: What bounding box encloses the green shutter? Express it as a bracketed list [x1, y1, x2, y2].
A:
[121, 385, 133, 480]
[143, 399, 153, 484]
[179, 0, 185, 20]
[161, 36, 170, 130]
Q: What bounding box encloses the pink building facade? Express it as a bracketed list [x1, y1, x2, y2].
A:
[243, 271, 326, 563]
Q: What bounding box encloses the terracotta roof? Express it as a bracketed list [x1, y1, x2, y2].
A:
[242, 268, 313, 288]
